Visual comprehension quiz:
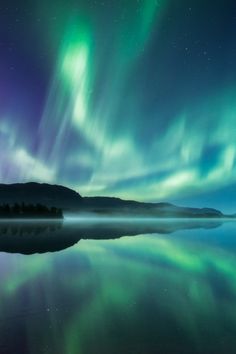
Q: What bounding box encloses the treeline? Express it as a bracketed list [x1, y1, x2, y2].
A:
[0, 203, 63, 219]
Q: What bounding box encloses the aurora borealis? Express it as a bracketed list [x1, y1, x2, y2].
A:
[1, 1, 236, 211]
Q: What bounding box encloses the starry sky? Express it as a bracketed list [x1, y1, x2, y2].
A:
[1, 0, 236, 212]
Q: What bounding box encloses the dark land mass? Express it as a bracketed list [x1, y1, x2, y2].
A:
[0, 219, 223, 254]
[0, 182, 233, 218]
[0, 183, 82, 210]
[0, 203, 63, 219]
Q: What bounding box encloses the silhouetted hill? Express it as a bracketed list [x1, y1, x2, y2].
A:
[0, 182, 229, 218]
[0, 182, 82, 210]
[82, 197, 224, 217]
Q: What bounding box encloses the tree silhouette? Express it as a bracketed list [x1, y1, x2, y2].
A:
[0, 204, 63, 219]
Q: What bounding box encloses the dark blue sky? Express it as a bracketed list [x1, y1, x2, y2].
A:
[0, 0, 236, 212]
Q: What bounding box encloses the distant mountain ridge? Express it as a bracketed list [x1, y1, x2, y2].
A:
[0, 182, 231, 218]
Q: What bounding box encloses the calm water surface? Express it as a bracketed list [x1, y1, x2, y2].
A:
[0, 220, 236, 354]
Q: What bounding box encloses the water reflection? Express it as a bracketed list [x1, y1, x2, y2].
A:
[0, 222, 236, 354]
[0, 219, 223, 254]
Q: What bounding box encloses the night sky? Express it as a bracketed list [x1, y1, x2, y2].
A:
[1, 0, 236, 212]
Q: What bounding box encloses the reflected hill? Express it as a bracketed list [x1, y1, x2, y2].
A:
[0, 219, 223, 255]
[0, 221, 76, 254]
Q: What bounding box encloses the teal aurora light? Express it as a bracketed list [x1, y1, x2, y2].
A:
[0, 1, 236, 211]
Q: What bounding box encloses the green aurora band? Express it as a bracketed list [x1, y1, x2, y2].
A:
[38, 2, 236, 201]
[1, 0, 236, 208]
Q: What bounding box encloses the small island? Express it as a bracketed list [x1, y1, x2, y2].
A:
[0, 203, 63, 219]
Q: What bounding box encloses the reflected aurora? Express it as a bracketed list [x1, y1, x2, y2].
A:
[1, 225, 236, 353]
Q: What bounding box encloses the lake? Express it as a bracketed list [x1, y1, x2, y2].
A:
[0, 219, 236, 354]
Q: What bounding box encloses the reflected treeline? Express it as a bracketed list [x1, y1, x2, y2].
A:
[0, 219, 224, 255]
[0, 221, 77, 254]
